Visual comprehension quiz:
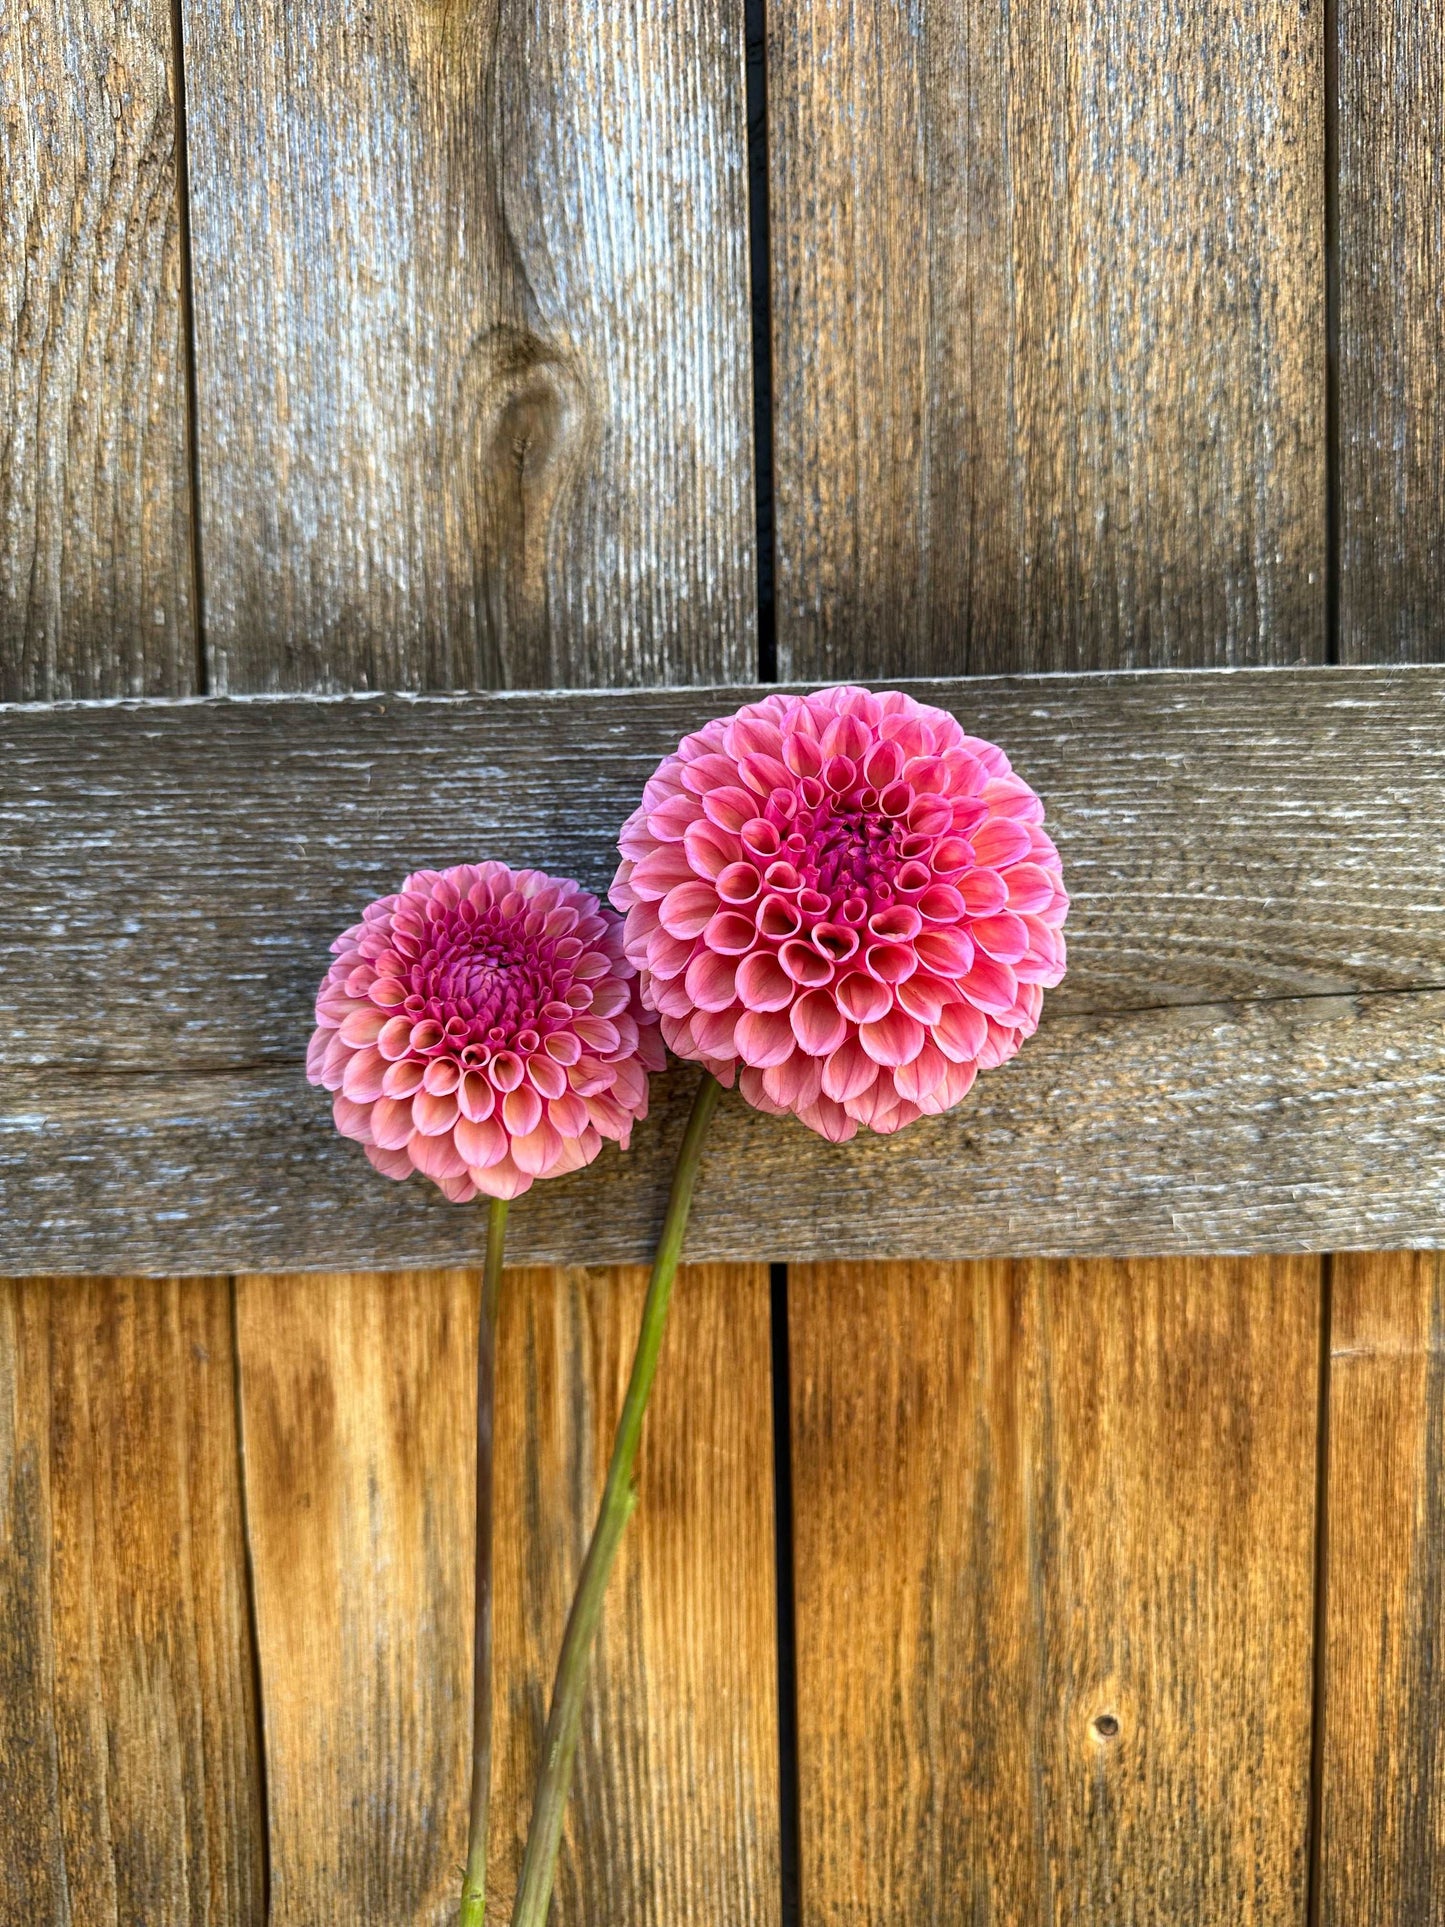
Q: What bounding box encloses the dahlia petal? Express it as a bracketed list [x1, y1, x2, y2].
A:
[859, 1009, 926, 1067]
[470, 1155, 533, 1200]
[736, 951, 794, 1013]
[972, 911, 1030, 964]
[735, 1008, 796, 1068]
[973, 817, 1033, 868]
[422, 1058, 460, 1095]
[364, 1142, 415, 1181]
[694, 1004, 745, 1057]
[376, 1014, 415, 1060]
[791, 989, 848, 1057]
[959, 954, 1019, 1016]
[1002, 861, 1056, 914]
[685, 949, 738, 1012]
[489, 1050, 525, 1092]
[895, 972, 947, 1025]
[547, 1092, 591, 1137]
[457, 1070, 496, 1121]
[821, 1035, 879, 1103]
[738, 1066, 790, 1117]
[918, 1057, 979, 1115]
[763, 1050, 822, 1112]
[589, 978, 631, 1018]
[306, 1027, 331, 1084]
[914, 928, 975, 978]
[382, 1056, 426, 1098]
[332, 1093, 374, 1143]
[835, 972, 892, 1025]
[341, 1046, 388, 1103]
[682, 818, 742, 879]
[935, 999, 989, 1062]
[456, 1114, 507, 1168]
[630, 845, 698, 900]
[408, 1130, 467, 1181]
[370, 1095, 416, 1150]
[795, 1094, 858, 1143]
[701, 785, 760, 833]
[502, 1085, 543, 1138]
[412, 1088, 459, 1135]
[659, 881, 721, 940]
[647, 792, 705, 841]
[894, 1041, 950, 1104]
[510, 1119, 565, 1178]
[339, 1004, 388, 1047]
[315, 1028, 350, 1090]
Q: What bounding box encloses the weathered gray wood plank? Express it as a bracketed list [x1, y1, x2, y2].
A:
[766, 0, 1326, 680]
[2, 665, 1442, 1270]
[1337, 0, 1445, 666]
[180, 0, 756, 694]
[0, 0, 196, 699]
[4, 985, 1441, 1272]
[2, 668, 1441, 1073]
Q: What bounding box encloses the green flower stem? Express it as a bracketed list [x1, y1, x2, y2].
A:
[509, 1071, 723, 1927]
[459, 1193, 510, 1927]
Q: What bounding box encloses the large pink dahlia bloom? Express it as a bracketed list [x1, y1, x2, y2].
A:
[611, 686, 1068, 1142]
[308, 863, 664, 1201]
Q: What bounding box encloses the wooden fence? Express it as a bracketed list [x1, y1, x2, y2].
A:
[3, 0, 1443, 1921]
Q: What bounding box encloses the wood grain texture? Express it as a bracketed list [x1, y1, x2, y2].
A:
[0, 0, 195, 700]
[1318, 1251, 1445, 1921]
[1338, 0, 1445, 663]
[766, 0, 1325, 679]
[234, 1268, 476, 1926]
[234, 1264, 776, 1927]
[5, 983, 1443, 1274]
[179, 0, 755, 693]
[487, 1264, 778, 1924]
[2, 668, 1443, 1269]
[790, 1257, 1319, 1923]
[0, 1275, 264, 1924]
[5, 669, 1443, 1079]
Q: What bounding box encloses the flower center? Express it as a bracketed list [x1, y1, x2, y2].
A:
[399, 909, 576, 1055]
[802, 804, 904, 907]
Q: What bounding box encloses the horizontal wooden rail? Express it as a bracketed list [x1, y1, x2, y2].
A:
[3, 665, 1442, 1271]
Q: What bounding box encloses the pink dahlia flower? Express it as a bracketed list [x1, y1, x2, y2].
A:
[611, 685, 1068, 1142]
[308, 863, 664, 1201]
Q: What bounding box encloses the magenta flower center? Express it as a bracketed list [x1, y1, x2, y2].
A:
[799, 800, 907, 906]
[390, 903, 584, 1061]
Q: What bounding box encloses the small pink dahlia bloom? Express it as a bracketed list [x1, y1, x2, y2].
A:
[308, 863, 664, 1201]
[611, 686, 1068, 1143]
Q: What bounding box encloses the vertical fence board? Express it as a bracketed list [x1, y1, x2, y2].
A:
[767, 1, 1327, 1914]
[234, 1270, 476, 1925]
[790, 1260, 1318, 1922]
[489, 1265, 778, 1924]
[181, 0, 756, 691]
[0, 1278, 264, 1925]
[767, 0, 1325, 679]
[1323, 7, 1445, 1891]
[1, 12, 257, 1913]
[0, 0, 196, 699]
[1320, 1253, 1445, 1921]
[1337, 0, 1445, 664]
[181, 0, 769, 1912]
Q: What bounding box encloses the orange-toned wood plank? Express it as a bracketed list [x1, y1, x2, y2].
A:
[1319, 1252, 1445, 1920]
[236, 1264, 778, 1926]
[0, 1277, 264, 1923]
[790, 1257, 1319, 1922]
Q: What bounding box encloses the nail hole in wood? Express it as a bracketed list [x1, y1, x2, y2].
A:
[1091, 1713, 1120, 1741]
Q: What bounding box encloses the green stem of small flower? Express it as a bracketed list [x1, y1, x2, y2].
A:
[459, 1193, 509, 1927]
[508, 1072, 722, 1927]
